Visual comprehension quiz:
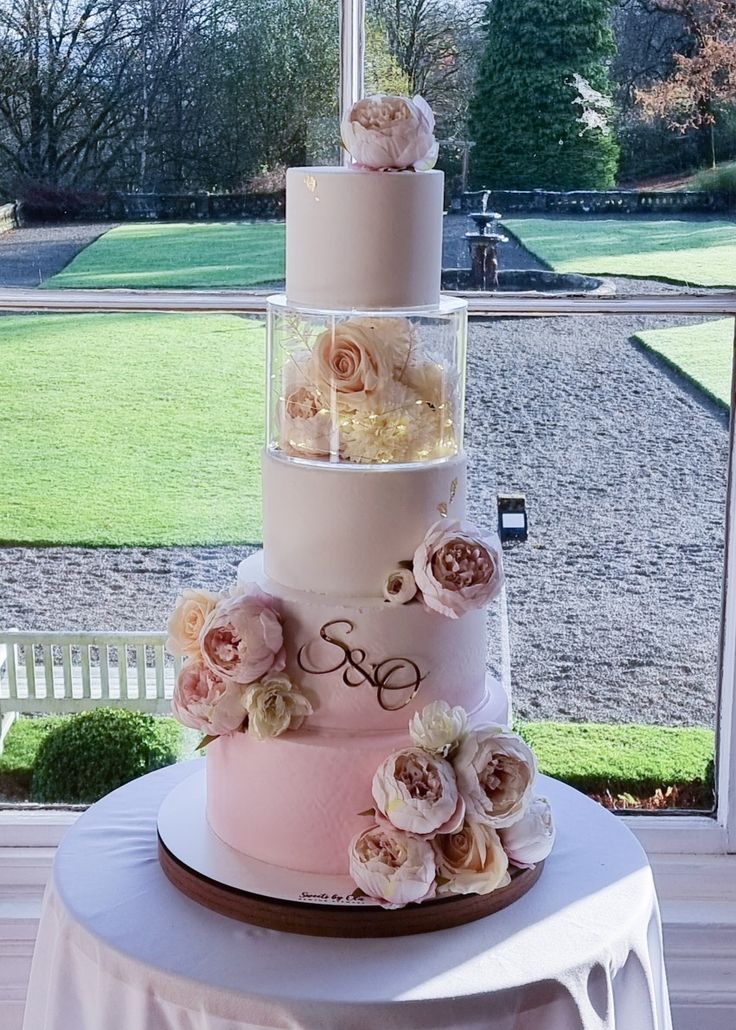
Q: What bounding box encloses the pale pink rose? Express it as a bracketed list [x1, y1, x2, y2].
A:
[166, 587, 220, 663]
[413, 519, 504, 619]
[433, 819, 510, 896]
[312, 320, 392, 408]
[349, 823, 436, 909]
[454, 726, 537, 828]
[409, 701, 468, 757]
[242, 673, 313, 740]
[372, 746, 465, 838]
[171, 662, 246, 735]
[279, 380, 335, 460]
[341, 94, 438, 171]
[383, 568, 417, 604]
[199, 587, 285, 685]
[500, 796, 556, 868]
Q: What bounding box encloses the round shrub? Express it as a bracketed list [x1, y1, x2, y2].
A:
[31, 708, 182, 804]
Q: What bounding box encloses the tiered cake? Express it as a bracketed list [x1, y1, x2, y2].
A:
[163, 96, 553, 919]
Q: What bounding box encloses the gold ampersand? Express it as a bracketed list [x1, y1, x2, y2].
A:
[297, 620, 425, 711]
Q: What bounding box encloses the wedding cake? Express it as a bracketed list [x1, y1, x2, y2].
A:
[164, 95, 554, 914]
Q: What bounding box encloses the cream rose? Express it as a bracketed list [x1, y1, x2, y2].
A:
[341, 94, 438, 171]
[409, 701, 468, 757]
[372, 746, 465, 838]
[349, 823, 436, 909]
[434, 819, 510, 896]
[383, 568, 417, 604]
[500, 796, 556, 868]
[454, 726, 537, 828]
[242, 673, 313, 740]
[171, 661, 246, 736]
[166, 587, 220, 663]
[413, 519, 504, 619]
[199, 587, 285, 685]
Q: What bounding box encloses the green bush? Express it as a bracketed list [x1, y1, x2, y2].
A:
[470, 0, 619, 190]
[693, 161, 736, 202]
[31, 709, 182, 804]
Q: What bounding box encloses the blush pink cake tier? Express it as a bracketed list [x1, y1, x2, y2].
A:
[203, 119, 511, 880]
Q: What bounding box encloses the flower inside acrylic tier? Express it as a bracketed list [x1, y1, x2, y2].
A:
[158, 93, 555, 933]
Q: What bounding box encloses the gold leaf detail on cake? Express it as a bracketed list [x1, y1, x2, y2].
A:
[304, 174, 319, 200]
[437, 478, 458, 518]
[297, 620, 425, 711]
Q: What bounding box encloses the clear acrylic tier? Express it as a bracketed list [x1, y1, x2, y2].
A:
[266, 296, 467, 466]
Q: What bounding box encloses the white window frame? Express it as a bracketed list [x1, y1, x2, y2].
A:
[0, 289, 734, 856]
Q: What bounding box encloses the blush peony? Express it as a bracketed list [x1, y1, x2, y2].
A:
[349, 823, 436, 909]
[166, 587, 220, 663]
[171, 662, 246, 736]
[199, 587, 285, 685]
[279, 379, 335, 460]
[454, 726, 537, 828]
[372, 746, 465, 838]
[433, 819, 510, 896]
[413, 519, 504, 619]
[242, 673, 313, 740]
[341, 94, 438, 171]
[500, 795, 556, 868]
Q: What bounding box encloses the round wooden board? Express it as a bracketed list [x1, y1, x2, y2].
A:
[158, 834, 544, 938]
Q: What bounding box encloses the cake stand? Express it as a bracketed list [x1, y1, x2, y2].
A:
[157, 768, 544, 937]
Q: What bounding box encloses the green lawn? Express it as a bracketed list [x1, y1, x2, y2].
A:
[504, 216, 736, 287]
[634, 319, 733, 409]
[47, 222, 285, 289]
[0, 312, 265, 546]
[1, 714, 714, 805]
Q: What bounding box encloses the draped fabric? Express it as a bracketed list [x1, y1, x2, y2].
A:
[23, 761, 672, 1030]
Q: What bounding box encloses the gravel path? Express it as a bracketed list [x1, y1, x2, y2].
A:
[0, 275, 728, 728]
[0, 222, 113, 286]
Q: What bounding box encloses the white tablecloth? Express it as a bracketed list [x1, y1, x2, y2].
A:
[23, 761, 672, 1030]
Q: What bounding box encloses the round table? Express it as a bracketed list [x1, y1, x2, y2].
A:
[22, 760, 672, 1030]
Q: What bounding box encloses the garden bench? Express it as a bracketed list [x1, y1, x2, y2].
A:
[0, 630, 180, 751]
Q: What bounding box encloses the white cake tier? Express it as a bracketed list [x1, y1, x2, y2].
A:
[238, 551, 488, 732]
[262, 449, 466, 598]
[207, 676, 508, 876]
[285, 167, 443, 310]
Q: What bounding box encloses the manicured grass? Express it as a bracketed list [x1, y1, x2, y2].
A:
[504, 216, 736, 287]
[0, 716, 65, 799]
[47, 222, 285, 289]
[634, 319, 733, 409]
[519, 721, 714, 804]
[0, 312, 265, 546]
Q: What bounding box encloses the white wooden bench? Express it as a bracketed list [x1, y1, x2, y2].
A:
[0, 631, 182, 751]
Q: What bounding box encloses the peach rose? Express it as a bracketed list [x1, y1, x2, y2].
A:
[454, 726, 537, 828]
[166, 587, 220, 662]
[349, 823, 436, 909]
[279, 380, 335, 459]
[341, 94, 438, 171]
[372, 746, 465, 838]
[243, 673, 313, 740]
[199, 587, 285, 685]
[312, 320, 391, 408]
[433, 819, 510, 896]
[413, 519, 504, 619]
[171, 662, 246, 736]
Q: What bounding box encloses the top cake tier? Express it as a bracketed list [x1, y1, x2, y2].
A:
[285, 167, 444, 311]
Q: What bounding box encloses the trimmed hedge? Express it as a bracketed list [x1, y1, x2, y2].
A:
[31, 709, 182, 804]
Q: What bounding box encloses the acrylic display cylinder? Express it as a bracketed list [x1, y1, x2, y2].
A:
[266, 295, 467, 466]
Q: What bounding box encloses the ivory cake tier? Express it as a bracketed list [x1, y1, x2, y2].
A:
[285, 167, 443, 311]
[262, 450, 466, 597]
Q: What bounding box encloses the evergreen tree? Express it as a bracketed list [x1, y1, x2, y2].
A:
[470, 0, 620, 190]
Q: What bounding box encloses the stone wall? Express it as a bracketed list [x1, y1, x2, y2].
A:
[16, 191, 285, 224]
[0, 202, 17, 232]
[460, 189, 730, 215]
